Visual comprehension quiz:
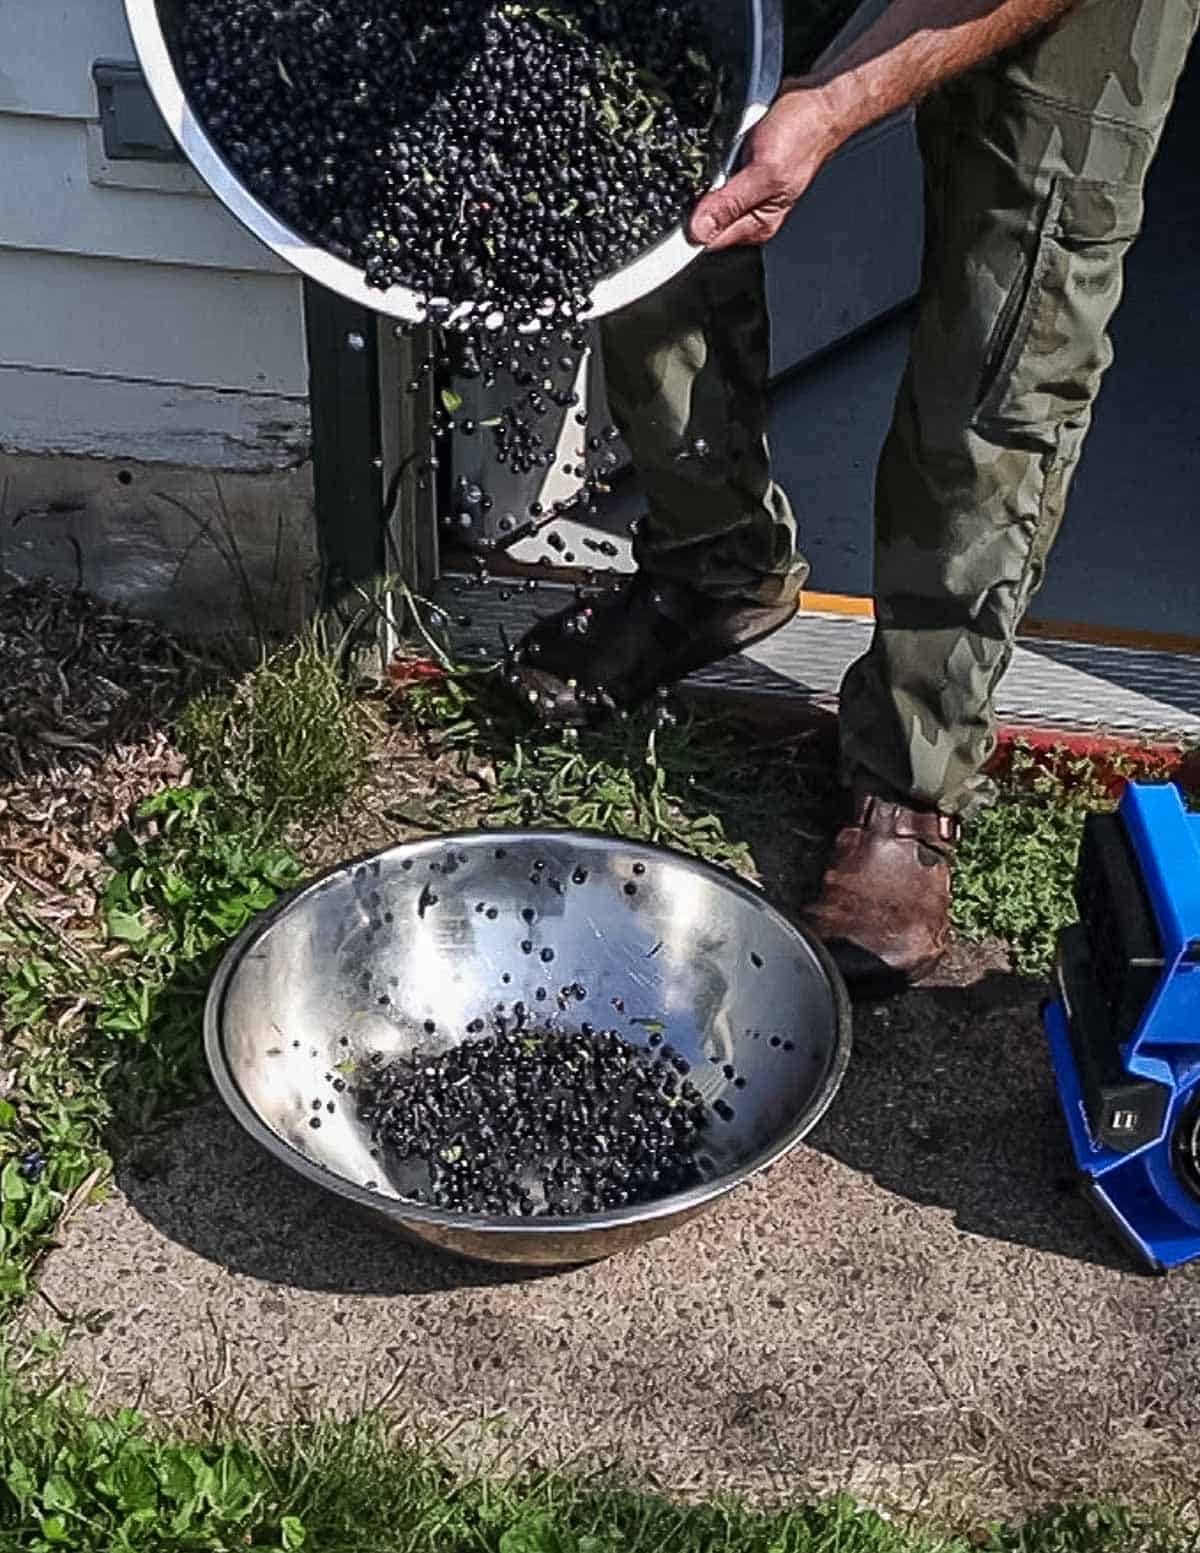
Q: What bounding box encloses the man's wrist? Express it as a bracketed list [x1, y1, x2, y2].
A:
[773, 72, 871, 160]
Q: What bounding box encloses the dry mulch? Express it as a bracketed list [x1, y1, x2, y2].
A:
[0, 580, 209, 942]
[0, 576, 204, 785]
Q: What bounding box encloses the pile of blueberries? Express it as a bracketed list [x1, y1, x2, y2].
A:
[180, 0, 723, 324]
[180, 0, 727, 566]
[355, 1015, 713, 1216]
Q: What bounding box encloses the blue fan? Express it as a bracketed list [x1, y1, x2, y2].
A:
[1043, 782, 1200, 1271]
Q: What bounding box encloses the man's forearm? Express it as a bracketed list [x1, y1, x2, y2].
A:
[689, 0, 1082, 247]
[804, 0, 1080, 142]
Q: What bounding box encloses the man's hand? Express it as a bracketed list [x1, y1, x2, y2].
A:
[688, 83, 844, 251]
[688, 0, 1081, 251]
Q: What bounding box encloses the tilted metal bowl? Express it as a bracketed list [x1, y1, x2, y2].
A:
[205, 830, 850, 1266]
[124, 0, 783, 322]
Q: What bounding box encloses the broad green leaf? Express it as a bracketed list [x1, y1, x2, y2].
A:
[155, 1451, 196, 1504]
[138, 787, 211, 819]
[440, 388, 463, 415]
[41, 1475, 76, 1512]
[169, 1502, 198, 1538]
[105, 909, 150, 945]
[499, 1518, 562, 1553]
[212, 1447, 262, 1519]
[100, 1450, 158, 1513]
[281, 1515, 307, 1550]
[1, 1160, 28, 1203]
[5, 1460, 37, 1507]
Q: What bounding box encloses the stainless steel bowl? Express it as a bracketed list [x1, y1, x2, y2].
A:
[123, 0, 783, 322]
[205, 830, 850, 1266]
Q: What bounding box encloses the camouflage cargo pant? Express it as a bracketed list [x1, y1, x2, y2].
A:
[599, 0, 1198, 817]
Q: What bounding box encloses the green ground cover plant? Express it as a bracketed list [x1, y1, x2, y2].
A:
[951, 743, 1193, 973]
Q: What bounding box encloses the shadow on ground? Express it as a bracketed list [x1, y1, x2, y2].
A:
[809, 959, 1139, 1276]
[113, 1107, 569, 1297]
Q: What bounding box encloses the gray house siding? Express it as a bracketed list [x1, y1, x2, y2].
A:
[0, 0, 317, 642]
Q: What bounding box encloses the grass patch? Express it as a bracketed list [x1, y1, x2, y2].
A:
[177, 621, 370, 822]
[951, 744, 1195, 974]
[0, 1371, 1167, 1553]
[950, 749, 1107, 976]
[392, 660, 832, 879]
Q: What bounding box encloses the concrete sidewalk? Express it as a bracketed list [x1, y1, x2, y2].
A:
[29, 943, 1200, 1523]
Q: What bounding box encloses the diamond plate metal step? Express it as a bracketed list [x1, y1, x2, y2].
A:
[436, 578, 1200, 742]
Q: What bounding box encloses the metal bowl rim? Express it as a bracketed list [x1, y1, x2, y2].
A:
[204, 825, 851, 1237]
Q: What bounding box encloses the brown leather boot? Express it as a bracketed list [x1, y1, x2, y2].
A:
[510, 573, 799, 727]
[800, 789, 959, 993]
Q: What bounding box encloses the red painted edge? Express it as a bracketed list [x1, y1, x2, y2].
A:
[990, 724, 1200, 796]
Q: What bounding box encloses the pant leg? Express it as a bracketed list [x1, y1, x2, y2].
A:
[595, 1, 828, 608]
[839, 0, 1199, 818]
[598, 240, 809, 607]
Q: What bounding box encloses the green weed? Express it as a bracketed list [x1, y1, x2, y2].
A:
[397, 664, 832, 878]
[177, 623, 370, 823]
[950, 746, 1125, 975]
[95, 787, 303, 1128]
[0, 788, 302, 1308]
[0, 615, 374, 1315]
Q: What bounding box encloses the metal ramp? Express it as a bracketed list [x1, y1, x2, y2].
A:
[438, 580, 1200, 743]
